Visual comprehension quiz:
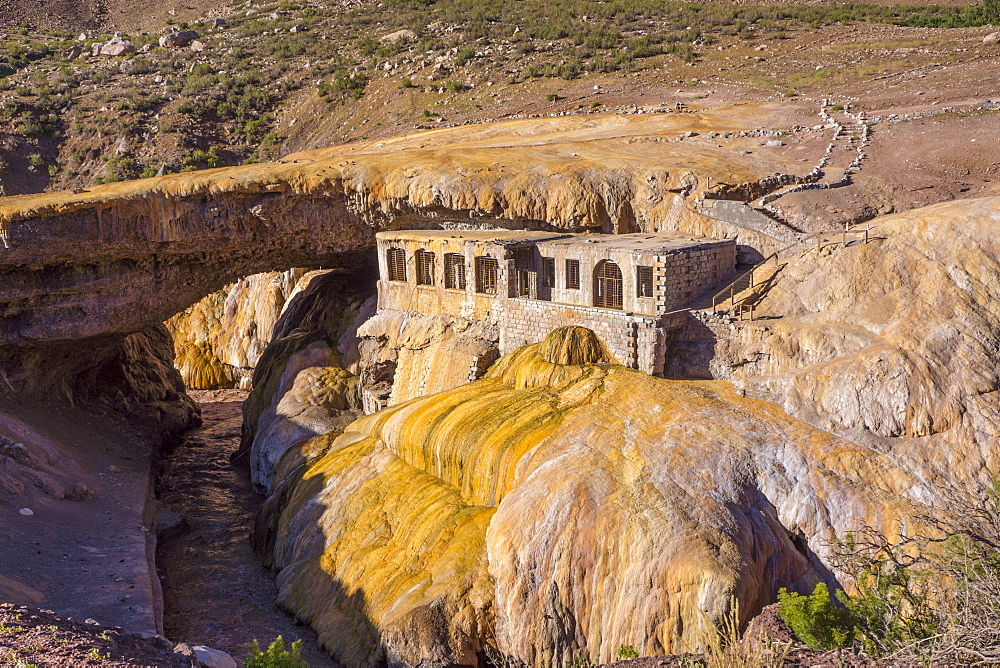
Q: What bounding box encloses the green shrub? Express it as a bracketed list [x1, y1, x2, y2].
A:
[244, 636, 308, 668]
[777, 582, 854, 650]
[317, 69, 367, 102]
[616, 644, 639, 660]
[454, 46, 475, 66]
[834, 536, 938, 656]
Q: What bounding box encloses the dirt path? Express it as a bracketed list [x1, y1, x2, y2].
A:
[0, 399, 162, 635]
[156, 389, 336, 666]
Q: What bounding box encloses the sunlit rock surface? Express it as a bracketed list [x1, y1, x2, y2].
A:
[356, 311, 499, 413]
[707, 196, 1000, 490]
[237, 268, 376, 481]
[255, 327, 921, 667]
[0, 109, 816, 362]
[250, 340, 361, 491]
[165, 269, 317, 389]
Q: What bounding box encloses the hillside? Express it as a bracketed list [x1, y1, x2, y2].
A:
[0, 0, 998, 229]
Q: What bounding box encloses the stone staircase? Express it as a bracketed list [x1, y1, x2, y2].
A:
[691, 223, 878, 320]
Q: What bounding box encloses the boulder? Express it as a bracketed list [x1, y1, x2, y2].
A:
[159, 30, 199, 48]
[984, 31, 1000, 45]
[212, 18, 227, 29]
[97, 35, 135, 57]
[191, 645, 237, 668]
[190, 40, 206, 53]
[63, 46, 81, 60]
[381, 28, 416, 43]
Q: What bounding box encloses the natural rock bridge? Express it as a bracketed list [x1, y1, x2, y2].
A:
[0, 111, 817, 396]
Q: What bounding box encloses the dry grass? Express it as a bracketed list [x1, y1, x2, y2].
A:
[695, 599, 791, 668]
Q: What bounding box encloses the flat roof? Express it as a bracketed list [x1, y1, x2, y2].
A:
[376, 230, 569, 245]
[537, 233, 730, 253]
[376, 230, 730, 252]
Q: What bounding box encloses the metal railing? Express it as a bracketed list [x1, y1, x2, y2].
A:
[710, 223, 877, 317]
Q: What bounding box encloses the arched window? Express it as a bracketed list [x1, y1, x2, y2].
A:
[594, 260, 623, 310]
[386, 247, 406, 282]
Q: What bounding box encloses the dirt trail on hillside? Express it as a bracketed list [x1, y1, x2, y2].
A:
[156, 389, 335, 666]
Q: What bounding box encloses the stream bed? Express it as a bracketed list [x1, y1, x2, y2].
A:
[155, 389, 336, 666]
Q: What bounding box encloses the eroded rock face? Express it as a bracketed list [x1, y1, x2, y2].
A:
[166, 269, 317, 389]
[0, 111, 820, 365]
[708, 197, 1000, 491]
[355, 310, 499, 412]
[250, 340, 361, 491]
[237, 268, 376, 471]
[255, 327, 923, 667]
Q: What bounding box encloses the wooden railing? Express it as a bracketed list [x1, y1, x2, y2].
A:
[710, 223, 877, 318]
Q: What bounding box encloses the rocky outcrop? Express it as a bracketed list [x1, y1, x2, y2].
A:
[166, 269, 317, 390]
[254, 326, 923, 667]
[707, 197, 1000, 491]
[249, 340, 361, 491]
[242, 197, 1000, 666]
[356, 311, 499, 413]
[238, 267, 376, 472]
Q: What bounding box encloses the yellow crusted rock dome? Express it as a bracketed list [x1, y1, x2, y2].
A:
[258, 327, 921, 667]
[541, 325, 607, 366]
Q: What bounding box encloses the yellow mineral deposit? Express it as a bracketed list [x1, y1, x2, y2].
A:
[166, 269, 322, 389]
[262, 326, 917, 667]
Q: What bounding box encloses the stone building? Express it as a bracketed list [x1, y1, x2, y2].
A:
[374, 230, 736, 375]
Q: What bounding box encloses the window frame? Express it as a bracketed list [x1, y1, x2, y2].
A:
[416, 249, 436, 286]
[475, 256, 499, 295]
[637, 265, 654, 298]
[444, 253, 467, 290]
[386, 247, 407, 282]
[594, 260, 624, 310]
[542, 257, 556, 288]
[565, 259, 580, 290]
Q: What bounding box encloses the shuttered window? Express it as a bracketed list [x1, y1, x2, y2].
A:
[444, 253, 466, 290]
[416, 250, 435, 286]
[475, 256, 498, 294]
[386, 247, 406, 282]
[565, 259, 580, 289]
[637, 265, 653, 298]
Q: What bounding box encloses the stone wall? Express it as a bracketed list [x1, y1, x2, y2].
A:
[500, 299, 670, 374]
[657, 243, 737, 311]
[695, 199, 800, 244]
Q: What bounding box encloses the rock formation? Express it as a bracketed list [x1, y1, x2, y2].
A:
[242, 196, 1000, 666]
[253, 326, 924, 667]
[166, 269, 319, 389]
[237, 268, 376, 486]
[0, 110, 821, 365]
[706, 196, 1000, 493]
[355, 311, 499, 412]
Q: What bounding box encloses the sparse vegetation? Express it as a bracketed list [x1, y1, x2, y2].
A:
[695, 599, 791, 668]
[0, 0, 995, 193]
[616, 644, 639, 660]
[776, 477, 1000, 664]
[245, 635, 308, 668]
